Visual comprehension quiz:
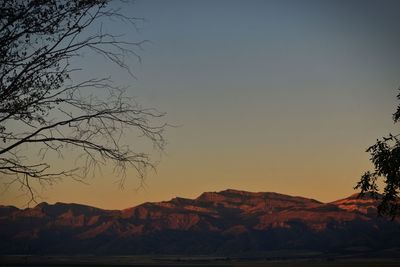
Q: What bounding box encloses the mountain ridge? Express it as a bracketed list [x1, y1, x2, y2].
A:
[2, 189, 367, 211]
[1, 189, 399, 255]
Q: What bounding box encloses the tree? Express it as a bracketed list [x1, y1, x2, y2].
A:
[0, 0, 167, 204]
[356, 90, 400, 218]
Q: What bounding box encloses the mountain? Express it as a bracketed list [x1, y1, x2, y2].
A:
[1, 189, 400, 255]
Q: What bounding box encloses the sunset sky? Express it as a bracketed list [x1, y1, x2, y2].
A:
[2, 0, 400, 209]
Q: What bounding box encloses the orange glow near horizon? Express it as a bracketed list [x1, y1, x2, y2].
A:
[2, 0, 400, 210]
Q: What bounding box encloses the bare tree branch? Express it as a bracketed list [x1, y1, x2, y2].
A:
[0, 0, 167, 204]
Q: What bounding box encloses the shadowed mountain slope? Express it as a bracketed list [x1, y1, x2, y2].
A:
[1, 189, 399, 255]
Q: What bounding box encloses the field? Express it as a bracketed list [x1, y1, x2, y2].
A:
[1, 255, 399, 267]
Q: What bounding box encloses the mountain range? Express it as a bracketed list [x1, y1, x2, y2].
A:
[1, 189, 400, 256]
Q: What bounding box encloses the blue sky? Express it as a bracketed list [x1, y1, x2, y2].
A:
[3, 0, 400, 208]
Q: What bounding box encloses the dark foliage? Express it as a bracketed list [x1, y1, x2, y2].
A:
[356, 90, 400, 217]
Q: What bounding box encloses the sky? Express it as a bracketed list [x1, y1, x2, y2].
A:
[2, 0, 400, 209]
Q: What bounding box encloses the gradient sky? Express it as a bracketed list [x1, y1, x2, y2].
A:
[2, 0, 400, 209]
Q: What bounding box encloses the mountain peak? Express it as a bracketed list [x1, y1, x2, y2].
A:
[34, 202, 49, 208]
[346, 191, 382, 200]
[221, 189, 255, 195]
[195, 189, 261, 202]
[331, 192, 380, 215]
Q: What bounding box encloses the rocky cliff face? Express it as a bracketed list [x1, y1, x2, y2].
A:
[1, 189, 399, 255]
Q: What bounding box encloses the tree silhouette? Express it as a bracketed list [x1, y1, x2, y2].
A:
[0, 0, 167, 204]
[356, 90, 400, 218]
